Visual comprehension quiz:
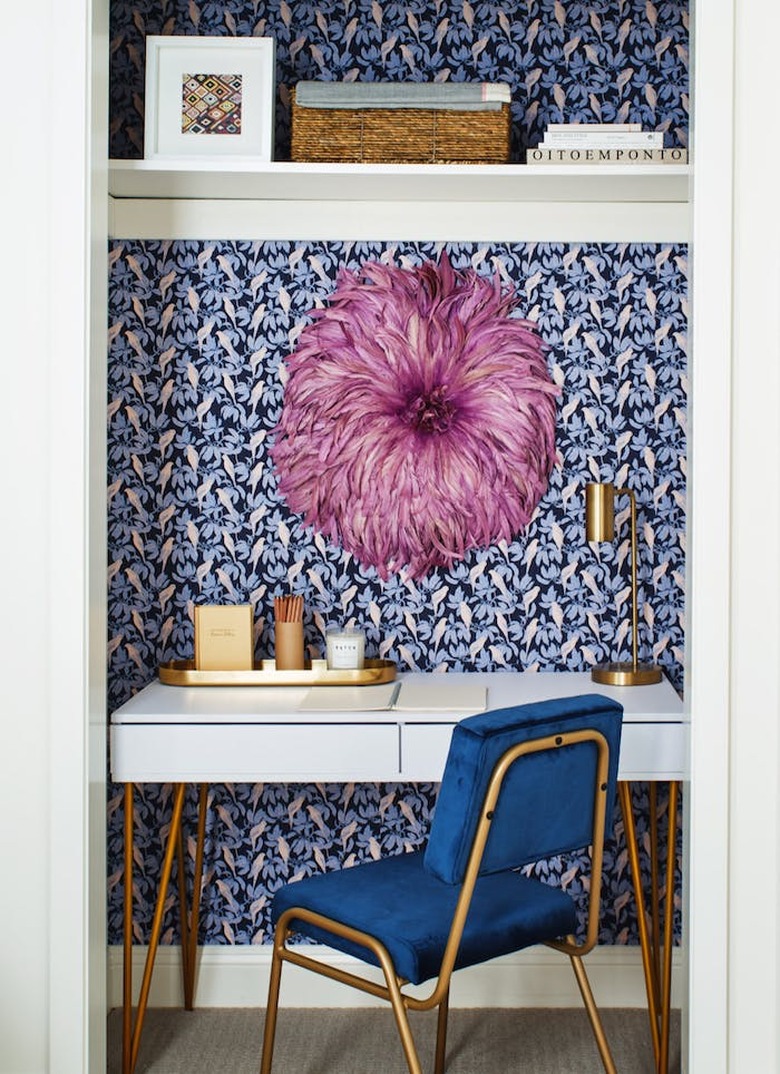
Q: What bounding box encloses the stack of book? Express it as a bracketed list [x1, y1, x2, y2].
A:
[526, 124, 687, 165]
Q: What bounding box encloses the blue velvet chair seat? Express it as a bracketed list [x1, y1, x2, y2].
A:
[272, 849, 576, 986]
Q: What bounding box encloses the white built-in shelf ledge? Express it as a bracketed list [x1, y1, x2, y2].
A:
[109, 158, 691, 205]
[107, 159, 691, 243]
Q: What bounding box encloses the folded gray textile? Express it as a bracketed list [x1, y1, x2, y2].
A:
[294, 80, 511, 111]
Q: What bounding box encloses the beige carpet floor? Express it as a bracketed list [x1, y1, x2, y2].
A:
[107, 1006, 680, 1073]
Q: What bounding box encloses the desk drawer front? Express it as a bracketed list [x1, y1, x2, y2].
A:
[617, 722, 687, 781]
[401, 724, 455, 782]
[111, 718, 686, 784]
[400, 721, 686, 783]
[111, 723, 399, 782]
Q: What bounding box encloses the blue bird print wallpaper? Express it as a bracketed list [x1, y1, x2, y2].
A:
[107, 0, 689, 950]
[109, 0, 689, 161]
[107, 239, 687, 946]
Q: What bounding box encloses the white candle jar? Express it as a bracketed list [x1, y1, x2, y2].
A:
[326, 627, 365, 670]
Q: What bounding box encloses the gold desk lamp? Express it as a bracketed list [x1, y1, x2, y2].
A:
[585, 482, 662, 687]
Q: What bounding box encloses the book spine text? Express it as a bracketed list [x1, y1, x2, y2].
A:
[527, 147, 688, 164]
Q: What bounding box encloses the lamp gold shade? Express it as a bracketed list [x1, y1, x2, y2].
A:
[585, 481, 662, 688]
[585, 482, 615, 542]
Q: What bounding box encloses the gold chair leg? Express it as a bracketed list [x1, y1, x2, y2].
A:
[569, 953, 617, 1074]
[122, 784, 134, 1074]
[619, 781, 662, 1067]
[130, 783, 187, 1074]
[659, 781, 679, 1074]
[384, 972, 424, 1074]
[434, 986, 450, 1074]
[259, 939, 284, 1074]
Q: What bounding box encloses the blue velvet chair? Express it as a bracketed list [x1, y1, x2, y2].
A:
[260, 693, 623, 1074]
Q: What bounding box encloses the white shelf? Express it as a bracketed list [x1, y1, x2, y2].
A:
[109, 157, 690, 204]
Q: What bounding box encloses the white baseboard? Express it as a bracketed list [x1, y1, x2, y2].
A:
[108, 943, 682, 1011]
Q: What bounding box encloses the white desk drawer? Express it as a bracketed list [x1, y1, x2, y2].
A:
[111, 723, 400, 783]
[400, 721, 687, 783]
[401, 724, 456, 781]
[617, 722, 687, 781]
[111, 714, 686, 784]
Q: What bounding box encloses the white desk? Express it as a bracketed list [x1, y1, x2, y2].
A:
[110, 670, 685, 1074]
[110, 670, 685, 784]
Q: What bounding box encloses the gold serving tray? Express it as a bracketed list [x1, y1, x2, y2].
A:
[158, 657, 397, 688]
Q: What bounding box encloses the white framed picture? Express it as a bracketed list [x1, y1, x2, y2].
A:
[144, 36, 275, 160]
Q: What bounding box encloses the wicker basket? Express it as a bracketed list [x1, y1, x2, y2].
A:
[290, 89, 511, 165]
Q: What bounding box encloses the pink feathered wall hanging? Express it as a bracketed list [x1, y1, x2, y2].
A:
[271, 253, 560, 580]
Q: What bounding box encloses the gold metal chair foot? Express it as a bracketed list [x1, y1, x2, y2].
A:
[434, 988, 450, 1074]
[570, 953, 618, 1074]
[259, 938, 284, 1074]
[386, 986, 424, 1074]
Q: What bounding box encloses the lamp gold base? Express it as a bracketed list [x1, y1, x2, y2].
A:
[590, 663, 663, 687]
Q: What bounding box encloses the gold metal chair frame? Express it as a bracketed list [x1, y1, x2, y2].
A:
[259, 728, 617, 1074]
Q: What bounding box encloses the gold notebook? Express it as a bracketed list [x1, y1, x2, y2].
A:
[194, 604, 254, 671]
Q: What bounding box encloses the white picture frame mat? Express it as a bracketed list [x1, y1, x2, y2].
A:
[145, 36, 275, 160]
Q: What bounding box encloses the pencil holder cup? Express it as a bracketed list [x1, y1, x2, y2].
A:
[275, 621, 305, 670]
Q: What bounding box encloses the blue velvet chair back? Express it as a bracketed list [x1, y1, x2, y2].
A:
[424, 694, 623, 885]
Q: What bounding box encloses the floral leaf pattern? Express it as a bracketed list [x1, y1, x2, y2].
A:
[107, 238, 686, 948]
[109, 1, 689, 160]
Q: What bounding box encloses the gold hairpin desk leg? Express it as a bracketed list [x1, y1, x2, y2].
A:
[122, 783, 187, 1074]
[619, 780, 679, 1074]
[176, 819, 190, 1009]
[649, 782, 661, 1008]
[618, 781, 661, 1067]
[660, 780, 679, 1074]
[122, 784, 134, 1074]
[179, 783, 209, 1010]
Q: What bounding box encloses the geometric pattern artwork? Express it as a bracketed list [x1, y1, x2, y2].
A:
[182, 73, 243, 134]
[109, 1, 690, 160]
[106, 238, 687, 949]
